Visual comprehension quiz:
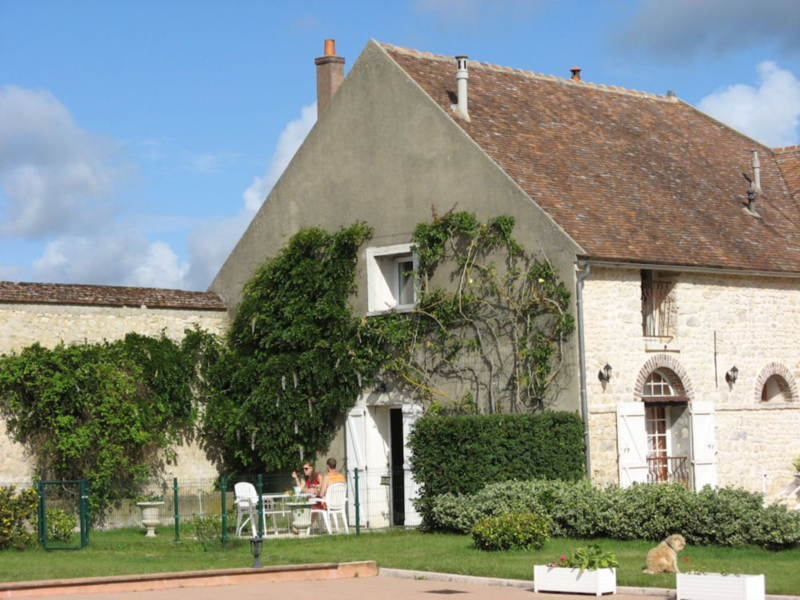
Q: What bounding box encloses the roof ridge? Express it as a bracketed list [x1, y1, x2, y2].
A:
[380, 42, 675, 103]
[0, 281, 227, 310]
[774, 144, 800, 154]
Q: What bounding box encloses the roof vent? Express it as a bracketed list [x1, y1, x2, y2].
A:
[667, 90, 677, 98]
[451, 55, 471, 122]
[570, 67, 581, 82]
[751, 150, 762, 195]
[743, 150, 763, 218]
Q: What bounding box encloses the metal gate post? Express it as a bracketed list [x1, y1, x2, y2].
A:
[37, 480, 44, 546]
[220, 476, 228, 546]
[79, 480, 89, 548]
[256, 475, 264, 537]
[354, 468, 360, 536]
[173, 477, 180, 543]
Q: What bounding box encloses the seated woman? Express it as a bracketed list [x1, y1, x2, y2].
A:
[290, 462, 321, 534]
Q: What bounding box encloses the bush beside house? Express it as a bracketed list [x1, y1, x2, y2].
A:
[431, 479, 800, 549]
[409, 412, 585, 527]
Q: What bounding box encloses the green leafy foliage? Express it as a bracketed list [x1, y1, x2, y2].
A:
[0, 486, 37, 550]
[409, 412, 585, 528]
[201, 223, 387, 473]
[191, 514, 222, 550]
[430, 479, 800, 549]
[471, 512, 550, 551]
[0, 330, 211, 508]
[368, 210, 574, 413]
[555, 545, 619, 570]
[31, 507, 77, 543]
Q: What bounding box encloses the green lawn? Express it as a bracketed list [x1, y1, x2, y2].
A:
[1, 529, 798, 596]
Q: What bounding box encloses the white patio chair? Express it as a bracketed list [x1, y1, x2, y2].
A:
[234, 482, 258, 537]
[310, 482, 349, 534]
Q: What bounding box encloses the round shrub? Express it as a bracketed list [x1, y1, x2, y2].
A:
[471, 512, 550, 551]
[31, 507, 77, 543]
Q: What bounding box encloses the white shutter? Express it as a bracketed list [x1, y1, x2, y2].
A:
[690, 401, 717, 490]
[401, 404, 423, 526]
[345, 408, 366, 471]
[617, 402, 648, 487]
[345, 408, 368, 527]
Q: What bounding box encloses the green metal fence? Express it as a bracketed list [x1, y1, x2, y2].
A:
[10, 467, 416, 549]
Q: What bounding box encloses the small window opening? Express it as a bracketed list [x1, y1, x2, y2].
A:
[761, 375, 790, 402]
[641, 270, 674, 337]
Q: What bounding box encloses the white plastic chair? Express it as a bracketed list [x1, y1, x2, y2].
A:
[234, 482, 258, 537]
[310, 482, 349, 534]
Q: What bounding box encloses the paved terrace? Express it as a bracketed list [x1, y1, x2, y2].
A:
[1, 562, 798, 600]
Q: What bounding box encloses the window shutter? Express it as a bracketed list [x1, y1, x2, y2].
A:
[690, 401, 717, 490]
[617, 402, 648, 487]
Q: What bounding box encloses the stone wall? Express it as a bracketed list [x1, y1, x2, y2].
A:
[583, 267, 800, 496]
[0, 302, 228, 486]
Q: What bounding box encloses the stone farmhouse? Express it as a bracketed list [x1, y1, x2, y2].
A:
[211, 40, 800, 520]
[3, 40, 800, 525]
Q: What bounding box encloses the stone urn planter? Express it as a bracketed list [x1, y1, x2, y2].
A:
[533, 565, 616, 596]
[136, 501, 165, 537]
[677, 572, 765, 600]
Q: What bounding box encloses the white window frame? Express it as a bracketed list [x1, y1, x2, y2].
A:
[366, 244, 417, 315]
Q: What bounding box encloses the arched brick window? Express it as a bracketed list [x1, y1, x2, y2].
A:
[755, 363, 797, 403]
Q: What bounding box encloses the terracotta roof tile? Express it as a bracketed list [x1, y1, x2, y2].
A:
[0, 281, 227, 310]
[382, 43, 800, 274]
[775, 146, 800, 203]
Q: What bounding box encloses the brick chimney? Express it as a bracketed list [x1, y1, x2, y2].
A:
[570, 67, 581, 82]
[315, 39, 345, 118]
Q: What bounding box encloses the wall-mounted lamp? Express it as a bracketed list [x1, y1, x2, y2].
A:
[726, 366, 739, 384]
[598, 364, 612, 382]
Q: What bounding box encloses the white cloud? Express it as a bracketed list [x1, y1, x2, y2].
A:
[0, 86, 129, 238]
[697, 61, 800, 147]
[615, 0, 800, 60]
[181, 150, 242, 174]
[180, 103, 318, 289]
[183, 211, 254, 291]
[242, 103, 317, 211]
[33, 230, 189, 289]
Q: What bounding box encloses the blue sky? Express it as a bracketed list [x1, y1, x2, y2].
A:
[1, 0, 799, 291]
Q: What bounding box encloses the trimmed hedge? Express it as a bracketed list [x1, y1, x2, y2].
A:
[408, 411, 585, 527]
[431, 479, 800, 549]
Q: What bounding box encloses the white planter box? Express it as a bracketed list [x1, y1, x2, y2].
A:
[677, 572, 765, 600]
[533, 565, 616, 596]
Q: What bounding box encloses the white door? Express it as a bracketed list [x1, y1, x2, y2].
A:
[690, 401, 717, 490]
[345, 408, 367, 526]
[617, 401, 648, 487]
[401, 404, 423, 526]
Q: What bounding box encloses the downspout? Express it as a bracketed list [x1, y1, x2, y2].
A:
[575, 260, 592, 481]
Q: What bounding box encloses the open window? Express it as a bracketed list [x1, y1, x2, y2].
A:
[761, 374, 791, 402]
[366, 244, 417, 314]
[642, 370, 691, 487]
[641, 270, 674, 337]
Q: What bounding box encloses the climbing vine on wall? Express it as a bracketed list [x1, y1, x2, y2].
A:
[200, 222, 387, 473]
[369, 209, 574, 413]
[0, 329, 210, 508]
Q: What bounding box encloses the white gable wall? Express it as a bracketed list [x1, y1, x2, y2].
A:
[583, 266, 800, 496]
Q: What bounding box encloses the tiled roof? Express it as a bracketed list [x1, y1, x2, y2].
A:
[0, 281, 227, 310]
[383, 44, 800, 274]
[775, 145, 800, 203]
